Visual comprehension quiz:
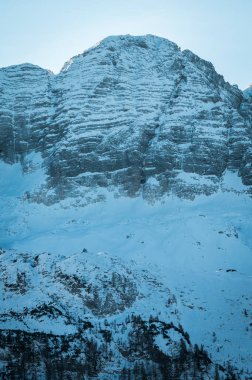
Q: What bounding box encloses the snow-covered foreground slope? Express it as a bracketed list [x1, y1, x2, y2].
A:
[0, 160, 251, 378]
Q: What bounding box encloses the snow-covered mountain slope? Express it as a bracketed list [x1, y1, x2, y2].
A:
[244, 85, 252, 99]
[0, 158, 251, 378]
[0, 35, 252, 379]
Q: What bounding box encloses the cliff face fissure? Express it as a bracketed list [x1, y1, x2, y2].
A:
[0, 35, 251, 203]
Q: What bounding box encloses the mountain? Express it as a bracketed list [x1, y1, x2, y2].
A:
[1, 35, 252, 203]
[0, 35, 251, 379]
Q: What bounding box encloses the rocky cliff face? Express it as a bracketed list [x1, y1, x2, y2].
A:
[239, 85, 252, 185]
[0, 35, 251, 203]
[0, 64, 52, 163]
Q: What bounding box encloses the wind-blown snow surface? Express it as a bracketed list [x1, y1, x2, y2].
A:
[0, 160, 251, 376]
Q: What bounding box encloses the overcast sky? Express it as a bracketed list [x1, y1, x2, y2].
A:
[0, 0, 251, 89]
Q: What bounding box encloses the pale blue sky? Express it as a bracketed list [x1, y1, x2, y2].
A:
[0, 0, 251, 89]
